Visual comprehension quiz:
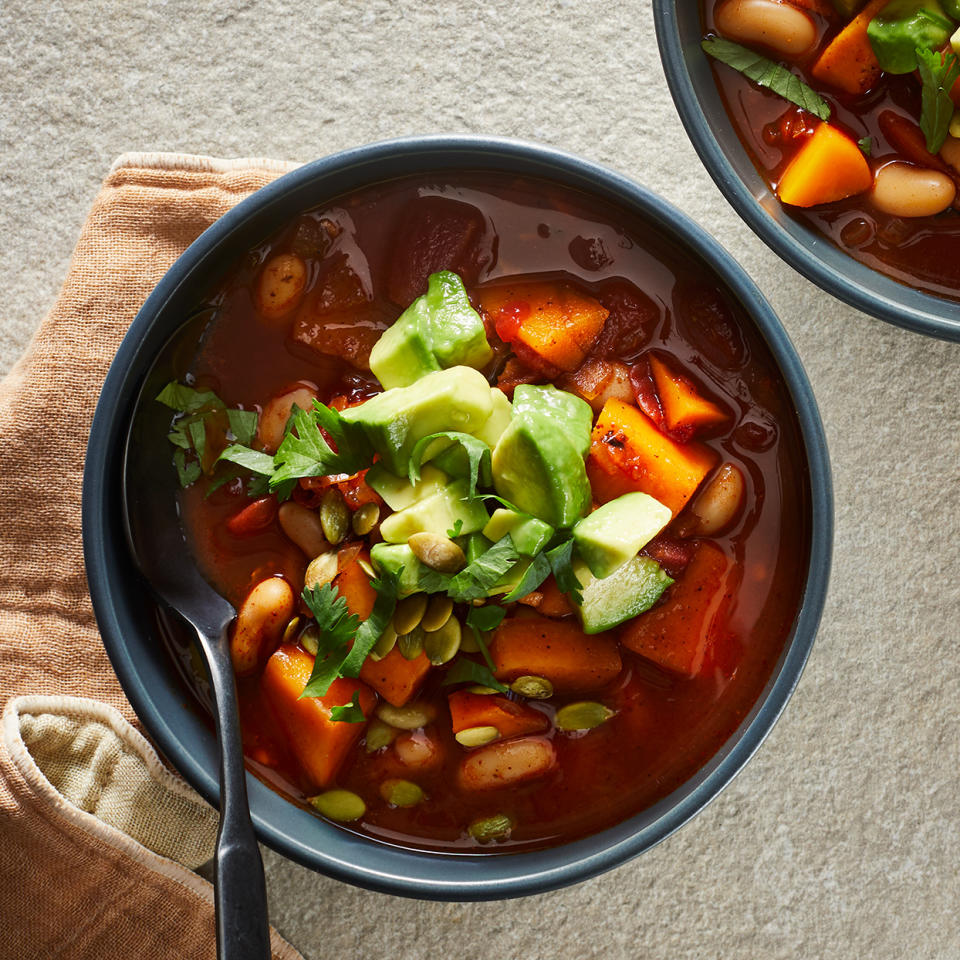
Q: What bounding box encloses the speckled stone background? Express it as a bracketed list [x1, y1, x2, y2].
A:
[3, 2, 959, 957]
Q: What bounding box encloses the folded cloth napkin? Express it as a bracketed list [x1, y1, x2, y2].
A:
[0, 154, 306, 960]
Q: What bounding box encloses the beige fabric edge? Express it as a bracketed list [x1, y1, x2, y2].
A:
[3, 695, 302, 960]
[109, 152, 303, 176]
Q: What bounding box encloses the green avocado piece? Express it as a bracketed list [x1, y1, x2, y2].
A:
[512, 384, 593, 457]
[369, 543, 424, 597]
[573, 492, 672, 578]
[487, 557, 532, 597]
[491, 411, 591, 528]
[425, 388, 510, 481]
[369, 271, 493, 389]
[475, 389, 513, 448]
[463, 531, 493, 564]
[867, 0, 953, 74]
[365, 463, 447, 511]
[482, 508, 554, 557]
[340, 366, 493, 476]
[379, 478, 489, 543]
[577, 555, 674, 634]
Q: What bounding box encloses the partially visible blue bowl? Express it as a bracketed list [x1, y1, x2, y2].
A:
[654, 2, 960, 342]
[82, 136, 833, 900]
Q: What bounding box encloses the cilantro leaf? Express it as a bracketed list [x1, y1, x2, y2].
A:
[227, 408, 258, 446]
[858, 136, 873, 157]
[702, 37, 830, 122]
[441, 657, 509, 693]
[340, 569, 401, 677]
[447, 518, 464, 538]
[173, 448, 201, 487]
[329, 691, 366, 723]
[216, 444, 275, 477]
[156, 381, 224, 414]
[465, 604, 506, 634]
[407, 431, 491, 497]
[547, 538, 583, 606]
[447, 535, 519, 602]
[299, 582, 361, 699]
[917, 47, 960, 154]
[500, 550, 552, 602]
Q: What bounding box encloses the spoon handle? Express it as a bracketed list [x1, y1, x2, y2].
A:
[208, 637, 272, 960]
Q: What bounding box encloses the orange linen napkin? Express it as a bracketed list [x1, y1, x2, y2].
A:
[0, 154, 306, 960]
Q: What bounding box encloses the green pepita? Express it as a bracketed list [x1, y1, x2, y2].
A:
[320, 487, 350, 545]
[423, 617, 461, 665]
[375, 701, 435, 730]
[364, 718, 399, 753]
[397, 626, 425, 661]
[351, 502, 380, 536]
[309, 789, 366, 822]
[420, 595, 454, 632]
[379, 778, 425, 808]
[281, 615, 301, 646]
[304, 551, 338, 591]
[554, 701, 615, 732]
[357, 557, 376, 578]
[369, 624, 397, 661]
[408, 531, 466, 573]
[468, 813, 513, 843]
[510, 675, 554, 700]
[459, 629, 480, 654]
[455, 725, 500, 747]
[300, 624, 319, 656]
[393, 593, 428, 635]
[465, 685, 499, 695]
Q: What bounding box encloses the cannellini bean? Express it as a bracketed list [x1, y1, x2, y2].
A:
[871, 162, 956, 218]
[561, 358, 634, 413]
[714, 0, 817, 58]
[258, 383, 318, 453]
[278, 501, 328, 558]
[231, 577, 295, 676]
[457, 736, 557, 791]
[689, 463, 745, 535]
[254, 252, 307, 323]
[393, 729, 444, 771]
[940, 136, 960, 175]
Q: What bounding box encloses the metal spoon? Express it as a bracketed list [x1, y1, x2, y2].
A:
[122, 373, 271, 960]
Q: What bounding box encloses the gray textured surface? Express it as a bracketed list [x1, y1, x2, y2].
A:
[3, 1, 959, 958]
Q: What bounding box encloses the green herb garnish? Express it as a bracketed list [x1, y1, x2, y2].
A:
[407, 431, 491, 497]
[858, 136, 873, 157]
[702, 37, 831, 122]
[441, 657, 509, 694]
[917, 46, 960, 154]
[546, 538, 583, 606]
[500, 550, 552, 602]
[328, 691, 366, 723]
[447, 536, 520, 602]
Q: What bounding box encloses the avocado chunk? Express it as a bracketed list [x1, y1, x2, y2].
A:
[577, 555, 674, 634]
[573, 492, 672, 578]
[369, 271, 493, 389]
[369, 543, 424, 597]
[867, 0, 953, 74]
[491, 411, 591, 528]
[512, 384, 593, 457]
[340, 366, 493, 476]
[487, 557, 533, 597]
[425, 388, 510, 481]
[476, 388, 514, 448]
[482, 508, 554, 556]
[365, 463, 447, 511]
[379, 478, 489, 543]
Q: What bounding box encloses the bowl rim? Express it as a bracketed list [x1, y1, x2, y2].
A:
[653, 1, 960, 343]
[82, 134, 833, 900]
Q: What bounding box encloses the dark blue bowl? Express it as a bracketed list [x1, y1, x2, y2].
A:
[82, 136, 833, 900]
[654, 2, 960, 342]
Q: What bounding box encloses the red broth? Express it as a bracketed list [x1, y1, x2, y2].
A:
[172, 171, 810, 852]
[703, 2, 960, 299]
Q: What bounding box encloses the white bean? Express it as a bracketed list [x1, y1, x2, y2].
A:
[258, 383, 318, 453]
[254, 252, 307, 323]
[689, 463, 745, 535]
[278, 501, 329, 558]
[457, 736, 557, 791]
[393, 730, 443, 771]
[871, 162, 956, 218]
[714, 0, 817, 58]
[940, 136, 960, 174]
[231, 577, 295, 676]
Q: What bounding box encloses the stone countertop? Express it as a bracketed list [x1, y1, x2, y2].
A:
[2, 2, 958, 957]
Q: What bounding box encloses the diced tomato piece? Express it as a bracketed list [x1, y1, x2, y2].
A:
[360, 648, 431, 708]
[647, 354, 728, 441]
[592, 280, 659, 359]
[226, 496, 277, 537]
[495, 356, 546, 396]
[447, 691, 549, 741]
[490, 616, 622, 693]
[290, 305, 391, 370]
[262, 644, 376, 789]
[586, 398, 718, 516]
[477, 280, 609, 372]
[672, 283, 747, 371]
[641, 534, 696, 578]
[619, 542, 738, 678]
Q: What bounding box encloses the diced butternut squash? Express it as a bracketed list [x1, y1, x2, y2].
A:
[490, 616, 622, 693]
[457, 736, 557, 790]
[810, 0, 888, 94]
[648, 354, 728, 440]
[586, 398, 718, 516]
[447, 691, 550, 741]
[537, 575, 576, 618]
[360, 647, 432, 707]
[477, 281, 609, 372]
[619, 542, 738, 677]
[777, 123, 873, 208]
[333, 557, 377, 618]
[262, 643, 376, 788]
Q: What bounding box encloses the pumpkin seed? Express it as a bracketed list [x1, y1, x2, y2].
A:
[357, 557, 375, 578]
[423, 617, 461, 665]
[455, 725, 500, 747]
[379, 778, 425, 807]
[304, 551, 338, 591]
[299, 624, 319, 656]
[375, 701, 435, 730]
[369, 624, 397, 661]
[309, 789, 366, 822]
[320, 487, 350, 545]
[555, 701, 614, 732]
[352, 502, 380, 536]
[281, 615, 301, 646]
[510, 675, 554, 700]
[459, 629, 480, 654]
[468, 813, 513, 843]
[408, 531, 466, 573]
[364, 718, 398, 753]
[393, 593, 428, 635]
[397, 626, 425, 660]
[465, 685, 498, 695]
[420, 595, 454, 632]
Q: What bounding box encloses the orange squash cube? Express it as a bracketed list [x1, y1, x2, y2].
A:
[777, 124, 872, 208]
[648, 354, 728, 439]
